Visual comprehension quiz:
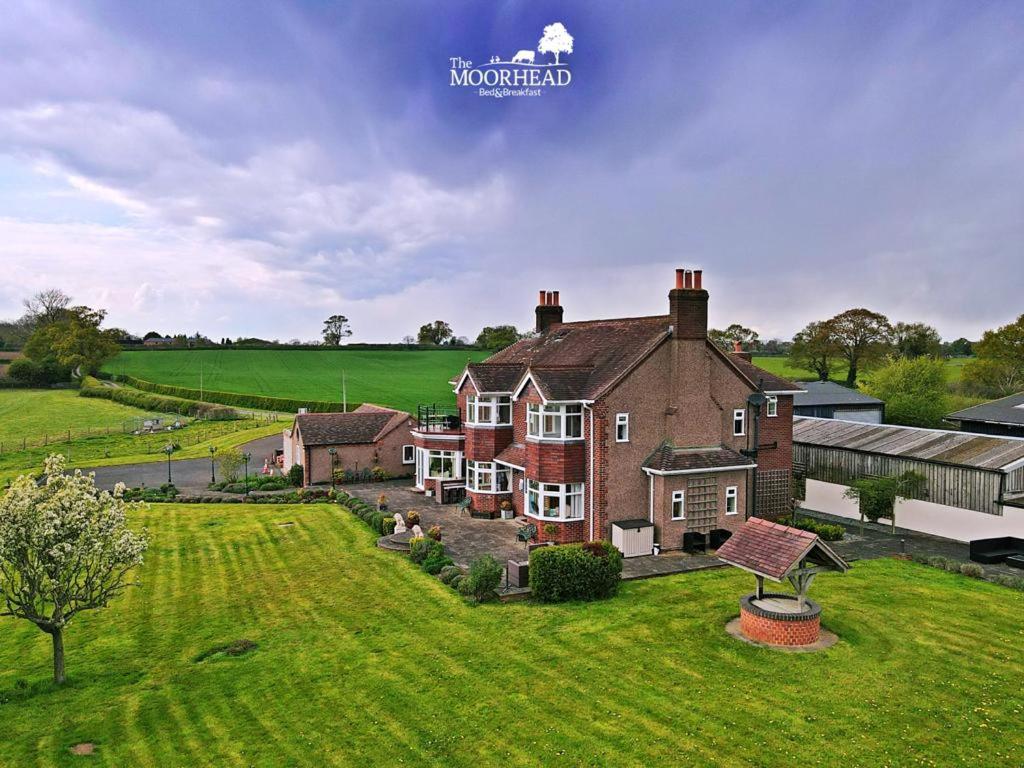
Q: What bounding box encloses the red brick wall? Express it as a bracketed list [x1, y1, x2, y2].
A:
[525, 440, 586, 484]
[740, 605, 820, 646]
[465, 426, 513, 462]
[654, 469, 749, 550]
[535, 518, 587, 544]
[757, 395, 793, 472]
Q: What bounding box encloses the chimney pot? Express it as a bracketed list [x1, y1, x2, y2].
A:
[733, 340, 743, 353]
[685, 270, 693, 289]
[694, 270, 702, 290]
[675, 269, 685, 289]
[536, 289, 564, 333]
[552, 290, 560, 306]
[538, 290, 546, 306]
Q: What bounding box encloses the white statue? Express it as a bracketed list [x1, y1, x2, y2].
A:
[393, 513, 407, 534]
[412, 525, 424, 539]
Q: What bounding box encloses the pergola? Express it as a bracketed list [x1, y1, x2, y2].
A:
[717, 517, 849, 610]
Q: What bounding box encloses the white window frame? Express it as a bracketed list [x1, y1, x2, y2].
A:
[733, 408, 746, 436]
[465, 394, 512, 426]
[525, 480, 585, 521]
[615, 413, 629, 443]
[671, 490, 685, 520]
[466, 461, 511, 494]
[402, 445, 415, 464]
[426, 450, 457, 480]
[766, 395, 778, 418]
[725, 485, 738, 515]
[526, 403, 584, 441]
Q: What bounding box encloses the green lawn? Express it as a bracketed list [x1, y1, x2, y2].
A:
[104, 349, 493, 413]
[0, 389, 179, 449]
[1, 503, 1021, 767]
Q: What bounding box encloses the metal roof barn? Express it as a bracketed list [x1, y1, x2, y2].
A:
[793, 417, 1024, 515]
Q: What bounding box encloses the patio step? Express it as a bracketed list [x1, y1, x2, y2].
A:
[376, 536, 411, 553]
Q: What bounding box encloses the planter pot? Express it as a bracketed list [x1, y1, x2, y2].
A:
[507, 559, 529, 588]
[653, 544, 660, 556]
[501, 508, 514, 520]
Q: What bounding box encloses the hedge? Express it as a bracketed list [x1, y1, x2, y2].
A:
[777, 515, 845, 542]
[118, 375, 357, 414]
[79, 376, 238, 420]
[529, 542, 623, 603]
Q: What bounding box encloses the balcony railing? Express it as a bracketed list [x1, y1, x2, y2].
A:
[416, 404, 462, 433]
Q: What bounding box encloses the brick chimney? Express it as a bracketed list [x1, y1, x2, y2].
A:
[536, 290, 564, 333]
[731, 339, 752, 362]
[669, 268, 708, 340]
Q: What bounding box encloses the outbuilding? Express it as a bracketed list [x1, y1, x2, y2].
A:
[794, 416, 1024, 541]
[946, 391, 1024, 438]
[793, 381, 884, 423]
[283, 404, 415, 486]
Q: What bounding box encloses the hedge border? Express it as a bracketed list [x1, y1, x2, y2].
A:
[118, 375, 359, 414]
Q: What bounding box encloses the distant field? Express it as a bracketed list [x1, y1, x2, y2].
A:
[752, 355, 970, 383]
[0, 389, 176, 448]
[104, 349, 492, 412]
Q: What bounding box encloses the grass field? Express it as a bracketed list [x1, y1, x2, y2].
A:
[0, 389, 287, 483]
[751, 355, 970, 383]
[104, 349, 493, 413]
[1, 502, 1021, 767]
[0, 389, 178, 448]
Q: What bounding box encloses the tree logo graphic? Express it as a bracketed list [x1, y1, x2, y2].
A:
[449, 22, 575, 97]
[538, 22, 574, 65]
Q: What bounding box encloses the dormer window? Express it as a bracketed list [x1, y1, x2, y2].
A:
[466, 395, 512, 426]
[527, 403, 583, 440]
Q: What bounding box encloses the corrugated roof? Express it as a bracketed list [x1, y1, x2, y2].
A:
[947, 391, 1024, 427]
[793, 416, 1024, 471]
[794, 381, 884, 408]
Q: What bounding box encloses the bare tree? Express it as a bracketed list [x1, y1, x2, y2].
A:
[23, 288, 71, 326]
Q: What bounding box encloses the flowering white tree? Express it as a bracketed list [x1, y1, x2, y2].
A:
[0, 455, 148, 684]
[538, 22, 574, 65]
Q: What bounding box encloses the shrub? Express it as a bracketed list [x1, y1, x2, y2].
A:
[9, 357, 71, 386]
[926, 555, 948, 570]
[407, 511, 421, 526]
[79, 377, 236, 419]
[461, 555, 503, 602]
[438, 565, 463, 585]
[529, 542, 623, 603]
[118, 374, 355, 414]
[422, 550, 454, 575]
[991, 574, 1024, 590]
[287, 464, 305, 486]
[945, 560, 963, 573]
[450, 574, 465, 592]
[428, 525, 442, 541]
[409, 536, 430, 564]
[371, 466, 390, 482]
[959, 562, 985, 578]
[381, 518, 396, 536]
[777, 516, 845, 542]
[369, 512, 384, 533]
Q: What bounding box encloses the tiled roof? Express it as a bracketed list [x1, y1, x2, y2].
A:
[947, 391, 1024, 427]
[794, 416, 1024, 471]
[719, 351, 802, 393]
[465, 363, 525, 393]
[794, 381, 883, 408]
[485, 315, 672, 400]
[295, 411, 401, 446]
[716, 517, 848, 581]
[494, 442, 527, 468]
[643, 444, 755, 473]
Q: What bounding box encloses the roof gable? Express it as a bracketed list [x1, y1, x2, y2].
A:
[716, 517, 849, 581]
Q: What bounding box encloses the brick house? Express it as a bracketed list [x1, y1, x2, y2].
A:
[410, 269, 801, 551]
[284, 404, 415, 485]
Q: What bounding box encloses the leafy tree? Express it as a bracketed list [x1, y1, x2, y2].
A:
[828, 308, 894, 386]
[0, 455, 148, 684]
[844, 470, 927, 533]
[893, 322, 942, 359]
[7, 358, 71, 387]
[417, 320, 454, 346]
[963, 314, 1024, 396]
[862, 357, 948, 427]
[24, 305, 120, 376]
[537, 22, 574, 65]
[23, 288, 71, 327]
[946, 337, 973, 357]
[789, 321, 841, 381]
[475, 325, 521, 350]
[217, 449, 245, 483]
[401, 335, 416, 345]
[709, 323, 760, 352]
[322, 315, 353, 346]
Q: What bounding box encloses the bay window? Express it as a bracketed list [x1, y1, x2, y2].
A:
[527, 403, 583, 440]
[467, 461, 511, 493]
[427, 450, 457, 479]
[466, 395, 512, 426]
[526, 480, 584, 520]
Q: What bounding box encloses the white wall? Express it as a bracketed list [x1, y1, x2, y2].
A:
[803, 479, 1024, 542]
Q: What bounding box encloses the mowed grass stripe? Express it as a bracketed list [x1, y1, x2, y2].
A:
[1, 505, 1022, 766]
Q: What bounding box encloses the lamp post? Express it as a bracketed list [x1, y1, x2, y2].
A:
[164, 444, 174, 485]
[328, 447, 338, 490]
[209, 445, 217, 484]
[243, 452, 251, 494]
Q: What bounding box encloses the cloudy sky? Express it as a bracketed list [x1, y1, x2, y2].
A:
[1, 1, 1022, 342]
